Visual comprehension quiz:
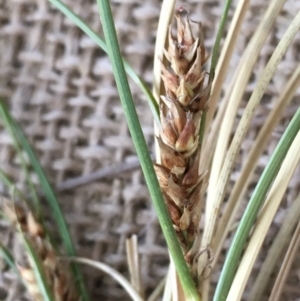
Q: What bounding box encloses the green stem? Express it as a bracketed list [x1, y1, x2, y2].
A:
[96, 1, 200, 300]
[47, 0, 159, 124]
[209, 0, 233, 83]
[199, 0, 232, 146]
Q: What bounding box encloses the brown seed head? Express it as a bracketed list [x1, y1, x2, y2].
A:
[155, 7, 210, 263]
[1, 199, 79, 301]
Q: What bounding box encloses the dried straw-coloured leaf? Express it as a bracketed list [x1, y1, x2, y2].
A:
[212, 64, 300, 265]
[126, 235, 144, 299]
[147, 276, 166, 301]
[199, 8, 300, 278]
[226, 130, 300, 301]
[162, 265, 173, 301]
[206, 0, 286, 218]
[213, 108, 300, 301]
[201, 0, 253, 174]
[204, 0, 251, 144]
[167, 259, 185, 301]
[248, 193, 300, 301]
[69, 257, 144, 301]
[268, 221, 300, 301]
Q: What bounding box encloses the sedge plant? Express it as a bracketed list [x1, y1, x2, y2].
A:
[0, 1, 300, 301]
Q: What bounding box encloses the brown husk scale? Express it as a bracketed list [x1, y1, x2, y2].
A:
[155, 7, 209, 273]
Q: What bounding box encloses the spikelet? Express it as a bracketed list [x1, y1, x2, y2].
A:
[155, 7, 209, 272]
[2, 199, 78, 301]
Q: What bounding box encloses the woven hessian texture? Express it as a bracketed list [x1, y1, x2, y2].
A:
[0, 0, 299, 300]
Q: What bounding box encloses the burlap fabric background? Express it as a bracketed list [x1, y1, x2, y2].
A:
[0, 0, 299, 300]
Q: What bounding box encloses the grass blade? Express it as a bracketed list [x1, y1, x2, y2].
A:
[147, 277, 166, 301]
[206, 0, 285, 217]
[46, 0, 159, 124]
[201, 10, 300, 277]
[0, 242, 17, 272]
[0, 104, 40, 214]
[96, 1, 199, 300]
[213, 108, 300, 301]
[0, 168, 25, 199]
[226, 126, 300, 300]
[20, 235, 55, 301]
[204, 0, 250, 141]
[248, 193, 300, 301]
[209, 0, 233, 83]
[126, 235, 144, 298]
[199, 0, 232, 148]
[213, 64, 300, 265]
[0, 102, 91, 301]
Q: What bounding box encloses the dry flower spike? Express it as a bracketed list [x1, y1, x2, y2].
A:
[155, 7, 209, 278]
[1, 199, 78, 301]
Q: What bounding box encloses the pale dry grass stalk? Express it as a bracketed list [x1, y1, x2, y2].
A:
[154, 7, 209, 277]
[2, 199, 78, 301]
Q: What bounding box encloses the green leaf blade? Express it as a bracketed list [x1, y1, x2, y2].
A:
[213, 108, 300, 301]
[0, 102, 91, 301]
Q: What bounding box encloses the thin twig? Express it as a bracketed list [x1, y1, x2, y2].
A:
[57, 154, 155, 192]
